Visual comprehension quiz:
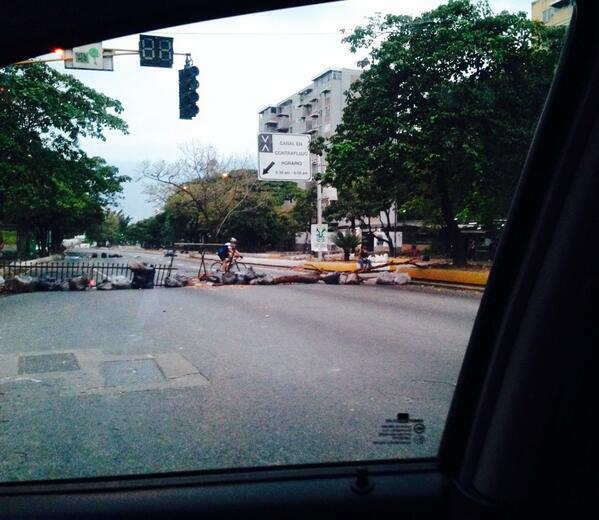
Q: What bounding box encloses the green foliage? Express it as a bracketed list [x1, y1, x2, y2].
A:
[0, 63, 129, 255]
[333, 230, 361, 261]
[333, 230, 361, 250]
[327, 0, 565, 264]
[140, 143, 307, 250]
[290, 184, 317, 233]
[87, 209, 131, 246]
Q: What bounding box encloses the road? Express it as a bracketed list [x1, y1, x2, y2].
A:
[70, 246, 296, 278]
[0, 252, 481, 483]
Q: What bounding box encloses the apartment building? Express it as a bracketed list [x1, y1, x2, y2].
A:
[258, 68, 361, 139]
[531, 0, 573, 26]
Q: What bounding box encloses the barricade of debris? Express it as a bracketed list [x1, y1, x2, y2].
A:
[0, 263, 411, 294]
[0, 261, 191, 294]
[193, 267, 411, 287]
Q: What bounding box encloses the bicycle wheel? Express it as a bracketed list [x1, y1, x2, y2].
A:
[209, 260, 222, 273]
[230, 260, 247, 273]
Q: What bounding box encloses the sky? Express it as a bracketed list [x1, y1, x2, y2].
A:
[45, 0, 533, 221]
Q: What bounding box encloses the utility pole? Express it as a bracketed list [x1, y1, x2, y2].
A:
[316, 179, 323, 261]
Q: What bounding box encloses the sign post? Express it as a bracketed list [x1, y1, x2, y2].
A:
[311, 224, 328, 253]
[258, 132, 311, 182]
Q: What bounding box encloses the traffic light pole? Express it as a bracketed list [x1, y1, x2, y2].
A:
[14, 49, 191, 66]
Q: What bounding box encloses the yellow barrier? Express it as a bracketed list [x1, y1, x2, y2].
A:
[303, 261, 489, 286]
[392, 267, 488, 286]
[303, 261, 359, 272]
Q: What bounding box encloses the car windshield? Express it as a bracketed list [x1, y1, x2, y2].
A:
[0, 0, 567, 482]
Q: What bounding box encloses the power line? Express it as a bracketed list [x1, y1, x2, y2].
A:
[150, 31, 342, 36]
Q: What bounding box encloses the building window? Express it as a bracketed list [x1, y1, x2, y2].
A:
[542, 7, 556, 22]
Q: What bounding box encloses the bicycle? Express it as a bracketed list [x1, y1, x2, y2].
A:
[209, 256, 247, 273]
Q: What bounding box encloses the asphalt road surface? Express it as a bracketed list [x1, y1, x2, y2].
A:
[0, 259, 481, 482]
[71, 246, 294, 278]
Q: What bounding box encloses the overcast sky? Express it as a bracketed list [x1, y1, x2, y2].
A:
[46, 0, 532, 221]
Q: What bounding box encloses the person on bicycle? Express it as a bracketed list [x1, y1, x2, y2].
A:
[223, 237, 243, 273]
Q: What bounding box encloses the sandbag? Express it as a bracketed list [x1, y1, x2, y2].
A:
[244, 267, 258, 281]
[38, 275, 61, 291]
[321, 272, 341, 285]
[164, 276, 183, 288]
[394, 273, 411, 285]
[96, 279, 113, 290]
[256, 275, 275, 285]
[69, 274, 89, 291]
[376, 272, 396, 285]
[207, 273, 222, 284]
[345, 273, 360, 285]
[222, 271, 237, 285]
[111, 275, 131, 290]
[7, 274, 39, 293]
[175, 274, 189, 286]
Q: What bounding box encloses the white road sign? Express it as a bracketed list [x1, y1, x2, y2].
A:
[311, 224, 328, 252]
[258, 132, 311, 181]
[65, 43, 114, 71]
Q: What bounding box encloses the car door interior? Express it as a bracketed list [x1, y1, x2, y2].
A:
[1, 1, 598, 519]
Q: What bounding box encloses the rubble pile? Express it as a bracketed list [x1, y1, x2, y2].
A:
[1, 261, 412, 295]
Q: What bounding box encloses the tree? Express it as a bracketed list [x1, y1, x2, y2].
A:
[327, 0, 565, 265]
[290, 184, 317, 253]
[87, 209, 131, 246]
[125, 213, 174, 249]
[0, 63, 129, 256]
[333, 231, 361, 261]
[140, 142, 263, 242]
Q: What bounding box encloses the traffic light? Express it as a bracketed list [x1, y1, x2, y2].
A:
[178, 65, 199, 120]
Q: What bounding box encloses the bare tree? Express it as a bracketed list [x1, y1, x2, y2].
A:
[139, 142, 263, 241]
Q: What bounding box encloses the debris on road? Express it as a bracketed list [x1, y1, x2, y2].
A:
[164, 274, 190, 288]
[129, 261, 155, 289]
[37, 274, 62, 291]
[321, 272, 341, 285]
[376, 272, 411, 285]
[6, 274, 38, 293]
[272, 274, 320, 284]
[69, 274, 90, 291]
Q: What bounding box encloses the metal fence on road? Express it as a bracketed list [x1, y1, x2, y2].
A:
[0, 261, 177, 287]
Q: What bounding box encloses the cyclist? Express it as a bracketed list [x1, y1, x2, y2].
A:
[222, 237, 243, 273]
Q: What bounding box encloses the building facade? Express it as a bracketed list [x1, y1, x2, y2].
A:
[531, 0, 573, 26]
[258, 68, 361, 139]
